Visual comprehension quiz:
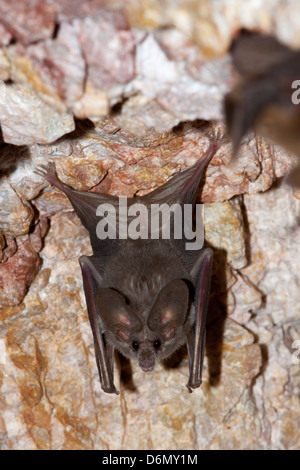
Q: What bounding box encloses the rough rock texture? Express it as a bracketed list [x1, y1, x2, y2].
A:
[1, 0, 299, 144]
[0, 220, 46, 307]
[0, 82, 75, 145]
[0, 0, 299, 451]
[126, 0, 300, 55]
[0, 0, 56, 44]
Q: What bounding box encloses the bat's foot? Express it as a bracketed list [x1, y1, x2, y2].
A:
[34, 162, 70, 195]
[186, 379, 202, 393]
[208, 126, 228, 148]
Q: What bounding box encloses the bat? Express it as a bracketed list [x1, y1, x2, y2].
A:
[35, 141, 219, 394]
[224, 31, 300, 187]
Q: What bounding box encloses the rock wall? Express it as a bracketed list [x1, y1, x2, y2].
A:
[0, 0, 299, 450]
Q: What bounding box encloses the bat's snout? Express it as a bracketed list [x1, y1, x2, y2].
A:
[138, 348, 156, 372]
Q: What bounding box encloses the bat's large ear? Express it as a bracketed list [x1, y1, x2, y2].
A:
[147, 280, 190, 340]
[94, 288, 142, 342]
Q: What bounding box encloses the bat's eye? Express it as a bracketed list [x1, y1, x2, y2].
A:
[132, 341, 139, 350]
[153, 339, 161, 349]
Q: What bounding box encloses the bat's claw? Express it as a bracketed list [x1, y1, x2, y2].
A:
[34, 162, 64, 189]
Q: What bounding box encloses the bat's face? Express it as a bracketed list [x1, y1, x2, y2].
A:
[95, 279, 191, 372]
[225, 32, 300, 174]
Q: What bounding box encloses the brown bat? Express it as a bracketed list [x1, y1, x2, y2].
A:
[225, 31, 300, 187]
[35, 142, 219, 394]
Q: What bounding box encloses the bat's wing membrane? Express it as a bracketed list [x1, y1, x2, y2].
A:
[79, 255, 119, 395]
[35, 163, 121, 258]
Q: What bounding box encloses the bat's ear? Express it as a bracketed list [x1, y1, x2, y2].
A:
[147, 279, 190, 340]
[94, 288, 142, 342]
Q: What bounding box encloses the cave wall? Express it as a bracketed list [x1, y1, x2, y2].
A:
[0, 0, 299, 450]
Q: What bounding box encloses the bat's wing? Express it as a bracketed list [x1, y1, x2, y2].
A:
[186, 247, 213, 391]
[139, 141, 219, 251]
[224, 78, 278, 157]
[79, 255, 119, 394]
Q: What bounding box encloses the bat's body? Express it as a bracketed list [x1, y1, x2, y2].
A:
[36, 142, 218, 394]
[225, 32, 300, 187]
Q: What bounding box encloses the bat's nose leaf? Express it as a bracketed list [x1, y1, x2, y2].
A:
[138, 349, 156, 372]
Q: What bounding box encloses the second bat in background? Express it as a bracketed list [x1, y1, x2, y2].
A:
[225, 31, 300, 187]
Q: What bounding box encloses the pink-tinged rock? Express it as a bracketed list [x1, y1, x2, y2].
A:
[0, 180, 34, 236]
[72, 11, 139, 92]
[13, 22, 86, 110]
[201, 136, 297, 203]
[0, 50, 10, 81]
[5, 9, 143, 119]
[0, 0, 56, 44]
[71, 83, 110, 119]
[0, 82, 75, 145]
[0, 22, 12, 46]
[1, 119, 296, 211]
[1, 234, 17, 263]
[0, 230, 5, 262]
[126, 0, 300, 57]
[113, 94, 180, 136]
[204, 198, 247, 270]
[0, 211, 263, 450]
[57, 0, 127, 23]
[133, 33, 233, 122]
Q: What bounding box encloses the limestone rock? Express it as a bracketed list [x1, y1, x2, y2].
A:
[0, 49, 10, 81]
[0, 219, 47, 307]
[0, 179, 33, 236]
[131, 31, 233, 123]
[0, 22, 12, 47]
[0, 0, 299, 451]
[0, 212, 262, 449]
[204, 197, 247, 269]
[6, 24, 85, 113]
[0, 82, 75, 145]
[0, 0, 299, 145]
[127, 0, 300, 56]
[0, 120, 293, 210]
[0, 0, 56, 44]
